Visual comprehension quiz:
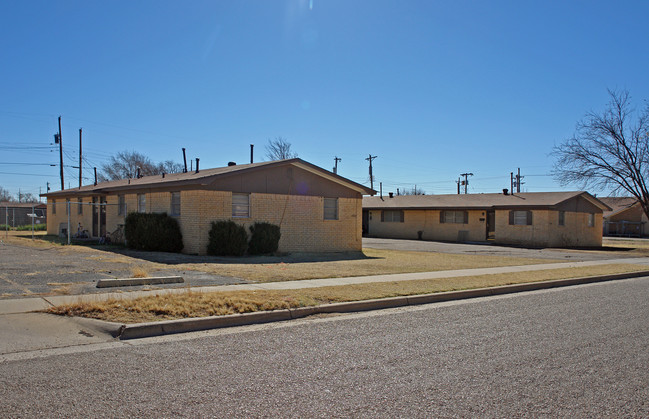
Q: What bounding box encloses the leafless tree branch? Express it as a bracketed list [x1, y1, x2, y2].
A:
[552, 89, 649, 219]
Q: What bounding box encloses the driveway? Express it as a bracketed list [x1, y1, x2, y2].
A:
[362, 237, 642, 261]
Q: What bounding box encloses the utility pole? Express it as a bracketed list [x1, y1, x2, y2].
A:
[366, 154, 377, 190]
[57, 116, 64, 190]
[460, 172, 473, 194]
[514, 167, 524, 193]
[78, 128, 82, 188]
[333, 156, 342, 174]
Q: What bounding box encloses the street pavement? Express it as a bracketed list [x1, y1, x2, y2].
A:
[2, 256, 649, 356]
[1, 276, 648, 417]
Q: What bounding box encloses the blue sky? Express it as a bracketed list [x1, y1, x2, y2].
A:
[1, 0, 648, 200]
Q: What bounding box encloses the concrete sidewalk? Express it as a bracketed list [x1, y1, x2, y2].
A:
[3, 257, 649, 315]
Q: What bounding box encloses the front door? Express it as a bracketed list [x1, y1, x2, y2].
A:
[92, 197, 98, 237]
[486, 210, 495, 240]
[99, 196, 107, 237]
[91, 196, 107, 238]
[362, 210, 369, 236]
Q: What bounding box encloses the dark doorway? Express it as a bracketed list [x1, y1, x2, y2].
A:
[92, 196, 107, 238]
[362, 210, 369, 236]
[99, 196, 107, 237]
[92, 197, 98, 237]
[486, 210, 495, 240]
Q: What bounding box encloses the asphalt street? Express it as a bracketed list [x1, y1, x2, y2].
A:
[2, 276, 648, 417]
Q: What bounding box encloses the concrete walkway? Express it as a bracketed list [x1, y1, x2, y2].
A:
[3, 257, 649, 354]
[4, 256, 649, 315]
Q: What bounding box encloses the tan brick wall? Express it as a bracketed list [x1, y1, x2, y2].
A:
[494, 209, 602, 247]
[47, 190, 363, 254]
[367, 209, 487, 242]
[45, 197, 94, 237]
[366, 207, 603, 247]
[178, 191, 362, 254]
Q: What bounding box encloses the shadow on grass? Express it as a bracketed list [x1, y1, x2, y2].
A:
[30, 235, 378, 265]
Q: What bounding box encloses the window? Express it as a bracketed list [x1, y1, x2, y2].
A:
[382, 210, 403, 222]
[509, 210, 532, 225]
[587, 213, 595, 227]
[78, 198, 83, 215]
[118, 195, 126, 216]
[441, 210, 468, 224]
[558, 211, 565, 226]
[52, 199, 56, 214]
[137, 194, 146, 213]
[232, 193, 250, 218]
[170, 192, 181, 216]
[324, 198, 338, 220]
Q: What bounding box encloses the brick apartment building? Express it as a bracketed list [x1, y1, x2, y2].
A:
[42, 159, 375, 254]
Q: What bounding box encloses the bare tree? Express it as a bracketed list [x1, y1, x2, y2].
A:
[400, 185, 426, 195]
[19, 193, 38, 203]
[265, 137, 297, 160]
[99, 151, 183, 181]
[552, 89, 649, 219]
[0, 186, 14, 202]
[157, 160, 184, 174]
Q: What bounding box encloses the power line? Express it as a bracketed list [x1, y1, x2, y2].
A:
[0, 171, 58, 177]
[0, 162, 57, 166]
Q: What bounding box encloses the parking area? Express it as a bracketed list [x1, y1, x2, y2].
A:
[0, 241, 246, 299]
[362, 237, 643, 261]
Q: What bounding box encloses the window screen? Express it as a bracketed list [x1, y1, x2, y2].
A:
[170, 192, 181, 216]
[324, 198, 338, 220]
[232, 193, 250, 218]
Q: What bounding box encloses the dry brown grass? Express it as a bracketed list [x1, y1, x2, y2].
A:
[47, 263, 647, 323]
[602, 237, 649, 253]
[176, 248, 557, 282]
[130, 266, 150, 278]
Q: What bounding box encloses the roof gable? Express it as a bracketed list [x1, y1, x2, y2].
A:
[42, 158, 375, 198]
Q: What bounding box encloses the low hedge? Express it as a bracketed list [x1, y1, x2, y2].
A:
[207, 220, 248, 256]
[124, 212, 183, 253]
[16, 224, 47, 231]
[248, 222, 281, 255]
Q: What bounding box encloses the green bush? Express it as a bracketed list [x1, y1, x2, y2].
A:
[0, 224, 10, 230]
[207, 220, 248, 256]
[248, 222, 281, 255]
[16, 224, 47, 231]
[124, 212, 183, 253]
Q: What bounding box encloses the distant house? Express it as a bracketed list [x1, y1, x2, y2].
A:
[363, 191, 610, 248]
[0, 202, 47, 227]
[599, 197, 647, 237]
[42, 159, 375, 254]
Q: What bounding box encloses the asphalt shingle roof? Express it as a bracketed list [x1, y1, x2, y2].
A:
[41, 158, 375, 197]
[363, 191, 610, 210]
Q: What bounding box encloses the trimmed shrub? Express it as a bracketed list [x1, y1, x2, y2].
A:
[207, 220, 248, 256]
[248, 222, 281, 255]
[16, 224, 47, 231]
[124, 212, 183, 253]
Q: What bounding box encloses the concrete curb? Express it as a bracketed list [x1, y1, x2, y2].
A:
[96, 276, 184, 288]
[116, 270, 649, 340]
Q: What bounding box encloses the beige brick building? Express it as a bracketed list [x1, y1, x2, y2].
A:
[599, 197, 648, 237]
[42, 159, 375, 254]
[363, 191, 610, 248]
